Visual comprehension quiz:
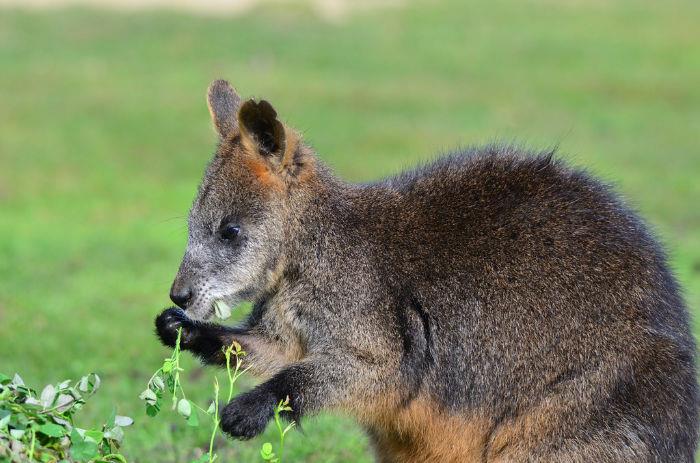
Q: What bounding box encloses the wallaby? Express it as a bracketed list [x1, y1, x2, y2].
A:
[155, 79, 698, 462]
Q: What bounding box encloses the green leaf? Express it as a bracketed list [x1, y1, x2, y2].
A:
[139, 388, 158, 405]
[114, 415, 133, 427]
[40, 384, 57, 408]
[260, 442, 275, 460]
[78, 376, 89, 392]
[52, 416, 71, 427]
[186, 409, 199, 427]
[0, 373, 11, 384]
[151, 375, 165, 391]
[57, 379, 72, 390]
[162, 360, 174, 374]
[13, 413, 30, 427]
[206, 401, 216, 415]
[0, 411, 10, 429]
[78, 373, 101, 394]
[105, 425, 124, 444]
[38, 422, 66, 438]
[214, 300, 232, 320]
[84, 429, 104, 442]
[73, 427, 87, 440]
[92, 374, 101, 390]
[12, 374, 25, 387]
[55, 393, 75, 412]
[146, 404, 160, 417]
[25, 397, 42, 406]
[177, 398, 191, 418]
[70, 439, 99, 461]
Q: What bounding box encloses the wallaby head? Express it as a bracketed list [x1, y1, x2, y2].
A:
[169, 80, 316, 320]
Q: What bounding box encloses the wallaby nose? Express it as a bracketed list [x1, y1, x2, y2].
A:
[170, 287, 192, 309]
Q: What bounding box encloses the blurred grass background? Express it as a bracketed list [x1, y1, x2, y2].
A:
[0, 0, 699, 461]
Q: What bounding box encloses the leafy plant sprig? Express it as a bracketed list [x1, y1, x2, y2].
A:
[260, 397, 295, 463]
[224, 340, 249, 403]
[0, 372, 132, 463]
[200, 341, 252, 463]
[139, 328, 201, 427]
[141, 328, 295, 462]
[140, 329, 246, 463]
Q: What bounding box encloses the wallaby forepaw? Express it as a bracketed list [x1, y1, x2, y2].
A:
[220, 389, 276, 440]
[154, 306, 194, 348]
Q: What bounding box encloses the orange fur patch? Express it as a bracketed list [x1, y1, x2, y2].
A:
[486, 399, 566, 461]
[238, 126, 317, 190]
[366, 399, 493, 463]
[242, 155, 283, 190]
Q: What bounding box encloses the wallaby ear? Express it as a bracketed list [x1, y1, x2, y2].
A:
[237, 99, 286, 158]
[207, 79, 241, 138]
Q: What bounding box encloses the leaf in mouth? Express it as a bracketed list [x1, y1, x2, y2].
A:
[214, 300, 232, 320]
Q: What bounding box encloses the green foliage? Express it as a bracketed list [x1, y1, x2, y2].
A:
[0, 372, 131, 462]
[140, 330, 293, 462]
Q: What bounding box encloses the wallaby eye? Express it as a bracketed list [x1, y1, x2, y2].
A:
[220, 223, 240, 241]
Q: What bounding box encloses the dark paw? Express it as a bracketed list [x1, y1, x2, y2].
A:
[154, 306, 196, 348]
[220, 388, 276, 440]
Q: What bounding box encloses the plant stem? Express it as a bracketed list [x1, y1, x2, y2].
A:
[225, 349, 234, 403]
[208, 378, 220, 463]
[277, 419, 283, 456]
[172, 328, 188, 407]
[172, 329, 181, 408]
[274, 404, 285, 463]
[28, 427, 36, 462]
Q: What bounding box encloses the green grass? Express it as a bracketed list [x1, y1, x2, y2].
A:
[1, 0, 699, 461]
